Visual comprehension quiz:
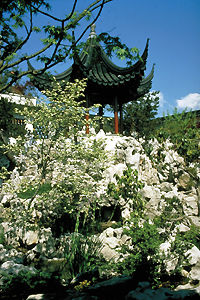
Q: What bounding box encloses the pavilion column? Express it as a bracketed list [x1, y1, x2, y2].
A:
[99, 105, 104, 130]
[119, 103, 123, 134]
[86, 95, 90, 134]
[114, 96, 119, 134]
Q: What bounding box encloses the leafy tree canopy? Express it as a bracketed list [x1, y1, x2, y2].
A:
[0, 0, 110, 92]
[154, 109, 200, 163]
[123, 91, 160, 137]
[0, 0, 141, 93]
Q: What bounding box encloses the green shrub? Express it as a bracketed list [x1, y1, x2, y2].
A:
[112, 185, 197, 288]
[0, 224, 5, 245]
[0, 270, 60, 297]
[1, 79, 109, 235]
[17, 183, 52, 199]
[154, 196, 185, 237]
[123, 91, 160, 137]
[178, 224, 200, 250]
[63, 230, 106, 280]
[154, 109, 200, 163]
[107, 165, 144, 218]
[115, 217, 164, 286]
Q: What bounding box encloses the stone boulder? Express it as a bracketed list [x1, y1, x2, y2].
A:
[185, 246, 200, 281]
[0, 260, 37, 276]
[126, 282, 198, 300]
[99, 227, 130, 262]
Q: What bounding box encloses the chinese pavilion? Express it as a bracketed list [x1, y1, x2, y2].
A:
[29, 24, 154, 134]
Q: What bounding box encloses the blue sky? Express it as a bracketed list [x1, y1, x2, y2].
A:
[22, 0, 200, 116]
[47, 0, 200, 116]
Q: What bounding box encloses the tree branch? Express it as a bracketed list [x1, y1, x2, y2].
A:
[45, 21, 65, 67]
[0, 0, 113, 92]
[30, 0, 78, 22]
[74, 0, 106, 46]
[62, 0, 78, 22]
[11, 6, 33, 55]
[0, 42, 52, 73]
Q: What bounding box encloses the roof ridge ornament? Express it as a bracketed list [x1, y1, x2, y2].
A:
[89, 23, 97, 39]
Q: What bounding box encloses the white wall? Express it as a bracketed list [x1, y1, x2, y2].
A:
[0, 93, 36, 106]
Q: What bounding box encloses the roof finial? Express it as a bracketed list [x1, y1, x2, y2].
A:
[89, 23, 96, 38]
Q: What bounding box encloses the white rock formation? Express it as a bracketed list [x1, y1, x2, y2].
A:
[0, 131, 199, 293]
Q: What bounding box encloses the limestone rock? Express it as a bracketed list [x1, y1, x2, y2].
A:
[104, 163, 126, 184]
[139, 154, 159, 185]
[121, 207, 131, 220]
[163, 188, 179, 200]
[24, 230, 39, 246]
[104, 237, 120, 249]
[176, 223, 190, 232]
[126, 150, 140, 170]
[181, 192, 199, 216]
[1, 131, 200, 297]
[25, 228, 56, 258]
[0, 244, 7, 262]
[100, 244, 119, 261]
[99, 227, 127, 261]
[112, 227, 123, 239]
[1, 260, 36, 276]
[186, 246, 200, 265]
[178, 172, 192, 190]
[0, 245, 24, 264]
[141, 185, 161, 217]
[159, 241, 178, 273]
[40, 257, 66, 274]
[189, 216, 200, 227]
[26, 295, 45, 300]
[99, 227, 114, 239]
[176, 282, 200, 296]
[1, 193, 13, 206]
[160, 182, 174, 192]
[10, 168, 21, 189]
[141, 185, 161, 203]
[126, 285, 198, 300]
[190, 261, 200, 281]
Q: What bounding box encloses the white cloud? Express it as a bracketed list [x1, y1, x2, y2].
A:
[176, 93, 200, 110]
[158, 91, 165, 108]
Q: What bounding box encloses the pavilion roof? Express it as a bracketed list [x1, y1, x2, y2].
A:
[28, 25, 154, 105]
[54, 25, 150, 87]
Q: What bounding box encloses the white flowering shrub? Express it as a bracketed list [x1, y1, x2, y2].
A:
[1, 79, 109, 238]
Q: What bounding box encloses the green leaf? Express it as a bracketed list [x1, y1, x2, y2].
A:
[85, 10, 92, 21]
[33, 26, 41, 33]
